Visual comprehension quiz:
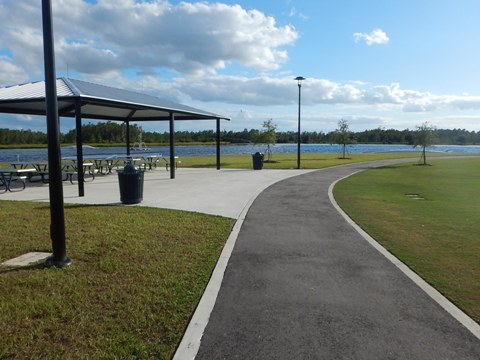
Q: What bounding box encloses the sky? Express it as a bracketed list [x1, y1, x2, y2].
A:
[1, 0, 480, 134]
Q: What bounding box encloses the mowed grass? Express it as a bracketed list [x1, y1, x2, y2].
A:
[180, 151, 449, 169]
[0, 203, 234, 359]
[333, 158, 480, 322]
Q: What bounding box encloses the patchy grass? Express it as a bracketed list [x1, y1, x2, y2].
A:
[0, 202, 234, 359]
[333, 158, 480, 323]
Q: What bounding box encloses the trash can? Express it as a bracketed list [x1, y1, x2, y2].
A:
[252, 152, 264, 170]
[117, 163, 145, 204]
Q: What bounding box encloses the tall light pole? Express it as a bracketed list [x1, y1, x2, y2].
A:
[295, 76, 305, 169]
[42, 0, 71, 267]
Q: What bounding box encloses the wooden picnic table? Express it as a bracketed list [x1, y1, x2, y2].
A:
[0, 168, 37, 192]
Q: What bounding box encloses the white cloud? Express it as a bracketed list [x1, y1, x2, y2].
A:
[2, 1, 480, 132]
[106, 74, 480, 120]
[353, 28, 389, 45]
[0, 58, 29, 85]
[0, 0, 298, 79]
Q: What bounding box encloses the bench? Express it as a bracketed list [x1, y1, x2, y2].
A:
[139, 159, 160, 170]
[28, 171, 49, 184]
[162, 157, 181, 171]
[0, 168, 37, 192]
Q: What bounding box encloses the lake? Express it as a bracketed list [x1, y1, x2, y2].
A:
[1, 143, 480, 163]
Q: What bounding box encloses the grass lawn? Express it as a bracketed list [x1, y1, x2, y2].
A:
[180, 152, 449, 169]
[0, 203, 234, 359]
[333, 158, 480, 323]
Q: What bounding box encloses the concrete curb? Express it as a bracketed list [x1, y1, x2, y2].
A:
[328, 174, 480, 340]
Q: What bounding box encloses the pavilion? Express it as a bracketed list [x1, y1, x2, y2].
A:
[0, 78, 230, 196]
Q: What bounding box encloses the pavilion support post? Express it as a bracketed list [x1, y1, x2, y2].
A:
[124, 111, 136, 158]
[169, 112, 175, 179]
[216, 118, 221, 170]
[42, 0, 71, 267]
[75, 100, 85, 197]
[126, 121, 131, 156]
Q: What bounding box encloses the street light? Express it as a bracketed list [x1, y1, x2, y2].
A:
[295, 76, 305, 169]
[42, 0, 71, 267]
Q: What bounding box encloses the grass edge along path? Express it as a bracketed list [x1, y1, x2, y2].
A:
[0, 203, 234, 359]
[333, 158, 480, 324]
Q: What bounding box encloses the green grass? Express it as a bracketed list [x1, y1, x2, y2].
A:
[0, 203, 234, 359]
[180, 152, 451, 169]
[333, 158, 480, 323]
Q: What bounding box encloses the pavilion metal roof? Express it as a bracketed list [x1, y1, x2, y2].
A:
[0, 78, 229, 121]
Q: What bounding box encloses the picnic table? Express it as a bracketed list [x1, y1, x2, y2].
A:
[61, 155, 142, 174]
[10, 161, 34, 170]
[86, 155, 122, 175]
[11, 161, 50, 183]
[0, 168, 37, 192]
[62, 161, 97, 184]
[139, 154, 162, 170]
[162, 156, 181, 171]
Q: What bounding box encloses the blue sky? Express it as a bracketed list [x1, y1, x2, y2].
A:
[1, 0, 480, 134]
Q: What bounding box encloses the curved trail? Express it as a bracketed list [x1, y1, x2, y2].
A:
[177, 159, 480, 359]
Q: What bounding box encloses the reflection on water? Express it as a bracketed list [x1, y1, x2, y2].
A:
[1, 143, 480, 163]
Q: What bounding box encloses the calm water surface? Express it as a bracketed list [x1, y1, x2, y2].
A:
[1, 143, 480, 163]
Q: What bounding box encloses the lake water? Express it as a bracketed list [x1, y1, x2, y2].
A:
[1, 143, 480, 163]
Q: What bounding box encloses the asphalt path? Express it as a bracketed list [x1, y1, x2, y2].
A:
[195, 160, 480, 359]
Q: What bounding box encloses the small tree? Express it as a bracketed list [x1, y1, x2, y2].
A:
[254, 119, 277, 162]
[413, 121, 436, 165]
[335, 119, 353, 159]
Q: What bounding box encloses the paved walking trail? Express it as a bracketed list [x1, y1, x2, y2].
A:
[189, 160, 480, 359]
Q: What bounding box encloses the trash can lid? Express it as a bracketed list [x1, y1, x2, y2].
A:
[123, 163, 137, 173]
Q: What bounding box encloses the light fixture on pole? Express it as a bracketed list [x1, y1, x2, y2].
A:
[295, 76, 305, 169]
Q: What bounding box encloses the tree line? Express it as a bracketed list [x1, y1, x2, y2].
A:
[1, 121, 480, 146]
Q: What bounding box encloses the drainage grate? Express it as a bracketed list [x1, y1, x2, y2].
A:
[406, 194, 424, 200]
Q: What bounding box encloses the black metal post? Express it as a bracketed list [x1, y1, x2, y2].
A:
[216, 118, 221, 170]
[42, 0, 71, 267]
[126, 121, 131, 156]
[295, 76, 305, 169]
[75, 100, 84, 196]
[169, 112, 175, 179]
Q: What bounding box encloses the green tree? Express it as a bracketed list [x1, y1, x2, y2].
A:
[253, 119, 277, 162]
[413, 121, 437, 165]
[335, 119, 353, 159]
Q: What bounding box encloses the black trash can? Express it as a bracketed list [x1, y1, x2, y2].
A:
[252, 152, 264, 170]
[117, 163, 145, 204]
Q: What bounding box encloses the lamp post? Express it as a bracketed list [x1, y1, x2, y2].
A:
[295, 76, 305, 169]
[42, 0, 71, 267]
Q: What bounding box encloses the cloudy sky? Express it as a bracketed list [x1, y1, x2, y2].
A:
[1, 0, 480, 133]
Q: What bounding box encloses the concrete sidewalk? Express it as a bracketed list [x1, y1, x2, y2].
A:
[0, 167, 314, 219]
[190, 160, 480, 359]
